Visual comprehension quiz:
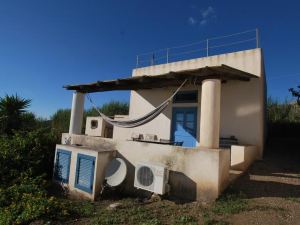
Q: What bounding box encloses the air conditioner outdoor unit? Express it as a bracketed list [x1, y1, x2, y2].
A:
[134, 162, 169, 195]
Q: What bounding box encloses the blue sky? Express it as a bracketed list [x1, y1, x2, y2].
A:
[0, 0, 299, 118]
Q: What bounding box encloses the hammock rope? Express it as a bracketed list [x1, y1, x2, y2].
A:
[86, 79, 187, 128]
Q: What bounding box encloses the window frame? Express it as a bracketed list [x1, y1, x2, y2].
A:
[74, 153, 96, 193]
[173, 90, 198, 103]
[54, 149, 72, 184]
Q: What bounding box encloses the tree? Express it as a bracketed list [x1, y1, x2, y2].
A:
[289, 85, 300, 105]
[51, 101, 129, 133]
[51, 109, 71, 133]
[0, 94, 31, 135]
[86, 101, 129, 117]
[267, 97, 292, 122]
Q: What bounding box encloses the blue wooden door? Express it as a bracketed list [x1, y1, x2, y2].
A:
[172, 107, 197, 147]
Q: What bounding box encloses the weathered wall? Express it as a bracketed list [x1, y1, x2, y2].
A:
[54, 144, 115, 200]
[116, 141, 230, 201]
[85, 117, 106, 137]
[113, 48, 266, 158]
[62, 134, 231, 202]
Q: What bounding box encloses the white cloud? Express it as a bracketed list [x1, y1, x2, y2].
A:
[200, 6, 216, 26]
[201, 6, 215, 19]
[188, 6, 216, 27]
[188, 17, 197, 25]
[200, 19, 207, 26]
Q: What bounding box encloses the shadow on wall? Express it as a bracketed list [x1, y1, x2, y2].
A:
[168, 171, 197, 201]
[131, 88, 173, 141]
[114, 152, 197, 202]
[135, 86, 201, 143]
[135, 88, 173, 118]
[220, 79, 261, 146]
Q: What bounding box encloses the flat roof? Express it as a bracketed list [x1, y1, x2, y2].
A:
[64, 64, 258, 93]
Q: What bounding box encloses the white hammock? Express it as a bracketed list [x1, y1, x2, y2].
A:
[86, 79, 187, 128]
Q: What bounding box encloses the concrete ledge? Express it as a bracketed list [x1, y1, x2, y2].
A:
[116, 142, 231, 202]
[60, 134, 231, 202]
[230, 145, 257, 171]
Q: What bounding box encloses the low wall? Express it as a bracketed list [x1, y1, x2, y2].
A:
[62, 134, 231, 202]
[54, 144, 116, 200]
[230, 145, 257, 171]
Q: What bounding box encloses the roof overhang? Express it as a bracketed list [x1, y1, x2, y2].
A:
[64, 64, 258, 93]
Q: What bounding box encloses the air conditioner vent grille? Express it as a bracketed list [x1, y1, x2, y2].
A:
[137, 166, 154, 186]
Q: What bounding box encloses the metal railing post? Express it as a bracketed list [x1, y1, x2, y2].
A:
[166, 48, 169, 63]
[135, 29, 259, 66]
[206, 39, 209, 57]
[256, 28, 259, 48]
[151, 53, 155, 66]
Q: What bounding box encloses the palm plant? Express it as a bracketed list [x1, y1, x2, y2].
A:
[289, 85, 300, 105]
[0, 94, 31, 134]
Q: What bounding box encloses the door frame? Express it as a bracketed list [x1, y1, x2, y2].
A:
[171, 107, 198, 146]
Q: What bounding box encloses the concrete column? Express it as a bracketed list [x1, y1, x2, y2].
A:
[199, 79, 221, 149]
[69, 92, 85, 135]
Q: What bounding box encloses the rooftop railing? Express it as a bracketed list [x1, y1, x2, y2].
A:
[136, 29, 259, 68]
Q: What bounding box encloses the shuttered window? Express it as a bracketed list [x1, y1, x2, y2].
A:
[75, 154, 96, 193]
[54, 149, 71, 183]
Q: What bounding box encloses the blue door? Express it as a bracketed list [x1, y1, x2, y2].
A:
[172, 107, 197, 147]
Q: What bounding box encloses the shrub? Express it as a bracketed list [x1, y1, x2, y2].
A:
[0, 94, 31, 135]
[267, 97, 300, 123]
[0, 176, 94, 225]
[51, 101, 129, 133]
[96, 101, 129, 117]
[51, 109, 71, 133]
[0, 128, 59, 185]
[0, 129, 58, 186]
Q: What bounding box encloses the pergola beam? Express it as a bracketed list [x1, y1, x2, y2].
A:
[63, 64, 257, 93]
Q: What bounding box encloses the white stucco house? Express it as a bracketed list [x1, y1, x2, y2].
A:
[53, 46, 266, 202]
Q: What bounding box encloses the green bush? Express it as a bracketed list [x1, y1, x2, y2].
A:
[266, 97, 300, 141]
[267, 122, 300, 138]
[51, 101, 129, 133]
[95, 101, 129, 117]
[0, 94, 32, 135]
[0, 128, 59, 185]
[51, 109, 71, 133]
[0, 176, 94, 225]
[267, 97, 300, 123]
[0, 128, 63, 224]
[0, 176, 60, 224]
[0, 93, 96, 224]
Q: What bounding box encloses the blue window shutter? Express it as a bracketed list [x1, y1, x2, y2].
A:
[75, 154, 96, 193]
[54, 149, 71, 183]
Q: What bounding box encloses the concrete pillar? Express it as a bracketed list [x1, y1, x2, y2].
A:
[69, 92, 85, 135]
[199, 79, 221, 149]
